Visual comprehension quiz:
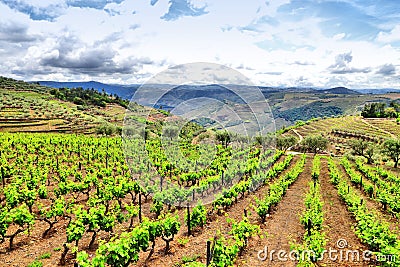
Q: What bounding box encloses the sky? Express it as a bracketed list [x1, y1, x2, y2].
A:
[0, 0, 399, 88]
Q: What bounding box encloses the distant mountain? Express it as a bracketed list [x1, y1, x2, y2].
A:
[35, 81, 139, 100]
[317, 87, 359, 95]
[259, 86, 316, 93]
[25, 78, 398, 129]
[152, 84, 247, 107]
[354, 88, 400, 94]
[35, 82, 263, 107]
[39, 81, 400, 102]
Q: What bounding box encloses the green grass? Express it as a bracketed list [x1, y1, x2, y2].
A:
[38, 252, 51, 259]
[26, 260, 43, 267]
[177, 237, 190, 246]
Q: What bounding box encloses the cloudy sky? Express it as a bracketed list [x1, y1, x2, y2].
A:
[0, 0, 399, 88]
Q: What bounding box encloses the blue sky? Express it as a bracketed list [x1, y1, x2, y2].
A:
[0, 0, 399, 88]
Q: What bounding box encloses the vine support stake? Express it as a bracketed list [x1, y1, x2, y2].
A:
[139, 192, 142, 223]
[206, 240, 211, 266]
[1, 166, 4, 188]
[187, 204, 191, 236]
[307, 218, 312, 236]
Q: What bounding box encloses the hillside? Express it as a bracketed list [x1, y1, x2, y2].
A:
[36, 80, 139, 100]
[33, 80, 400, 128]
[4, 76, 400, 135]
[0, 77, 163, 134]
[282, 115, 400, 155]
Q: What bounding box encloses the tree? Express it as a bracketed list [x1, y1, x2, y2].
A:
[349, 139, 368, 156]
[300, 135, 328, 154]
[349, 139, 375, 164]
[73, 97, 84, 105]
[385, 107, 397, 118]
[382, 138, 400, 168]
[254, 135, 274, 150]
[390, 101, 400, 113]
[361, 103, 386, 118]
[96, 123, 116, 136]
[365, 146, 375, 164]
[216, 131, 231, 148]
[276, 135, 297, 151]
[163, 126, 179, 141]
[254, 135, 264, 147]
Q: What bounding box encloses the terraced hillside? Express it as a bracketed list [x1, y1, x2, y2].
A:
[283, 116, 400, 155]
[0, 77, 163, 134]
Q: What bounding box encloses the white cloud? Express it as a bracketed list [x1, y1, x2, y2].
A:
[333, 33, 346, 40]
[377, 25, 400, 43]
[0, 0, 399, 88]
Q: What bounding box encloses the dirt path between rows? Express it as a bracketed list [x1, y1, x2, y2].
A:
[318, 158, 371, 266]
[235, 155, 312, 267]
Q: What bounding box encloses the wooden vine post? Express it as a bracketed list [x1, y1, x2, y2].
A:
[206, 240, 212, 266]
[307, 218, 312, 236]
[187, 204, 191, 236]
[139, 192, 142, 223]
[1, 166, 4, 188]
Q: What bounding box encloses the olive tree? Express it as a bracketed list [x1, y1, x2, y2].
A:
[382, 138, 400, 168]
[300, 135, 328, 154]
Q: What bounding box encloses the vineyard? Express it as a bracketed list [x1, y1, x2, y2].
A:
[0, 128, 399, 267]
[2, 79, 400, 267]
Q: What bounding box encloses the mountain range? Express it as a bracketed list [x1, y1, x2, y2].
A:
[32, 80, 400, 129]
[36, 81, 400, 101]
